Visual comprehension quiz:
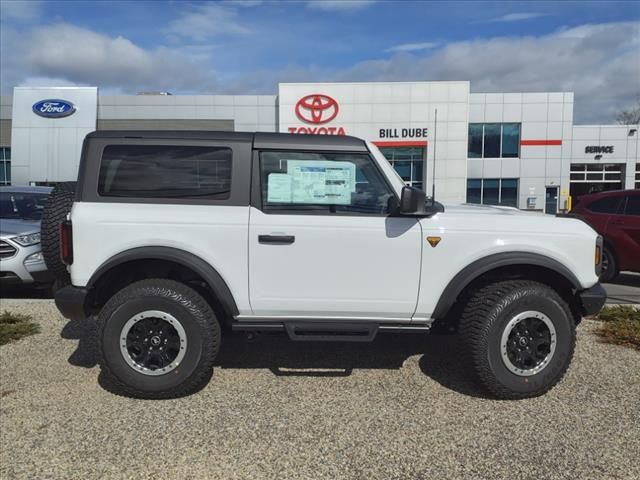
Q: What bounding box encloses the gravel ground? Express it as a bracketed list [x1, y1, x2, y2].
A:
[1, 300, 639, 480]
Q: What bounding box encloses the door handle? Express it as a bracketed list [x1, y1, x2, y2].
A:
[258, 235, 295, 245]
[611, 219, 625, 225]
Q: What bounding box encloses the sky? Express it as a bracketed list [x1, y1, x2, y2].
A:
[1, 0, 639, 123]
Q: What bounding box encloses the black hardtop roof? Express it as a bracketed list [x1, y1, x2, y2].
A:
[86, 130, 368, 152]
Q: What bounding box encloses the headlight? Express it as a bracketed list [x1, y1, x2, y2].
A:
[24, 251, 44, 265]
[11, 233, 41, 246]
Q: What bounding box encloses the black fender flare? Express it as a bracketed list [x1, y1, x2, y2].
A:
[431, 252, 581, 320]
[87, 246, 239, 317]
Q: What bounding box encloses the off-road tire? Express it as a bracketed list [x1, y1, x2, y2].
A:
[600, 246, 617, 283]
[97, 279, 221, 399]
[41, 181, 76, 285]
[459, 280, 576, 400]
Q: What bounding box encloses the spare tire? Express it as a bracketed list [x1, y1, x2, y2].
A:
[41, 181, 76, 285]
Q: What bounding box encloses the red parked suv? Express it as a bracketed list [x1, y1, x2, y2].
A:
[571, 189, 640, 282]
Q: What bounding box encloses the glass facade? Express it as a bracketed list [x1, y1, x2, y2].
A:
[466, 178, 519, 207]
[378, 146, 424, 190]
[0, 147, 10, 185]
[468, 123, 521, 158]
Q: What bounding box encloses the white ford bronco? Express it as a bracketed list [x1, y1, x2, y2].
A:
[44, 131, 606, 400]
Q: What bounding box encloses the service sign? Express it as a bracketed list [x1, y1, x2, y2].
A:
[32, 99, 76, 118]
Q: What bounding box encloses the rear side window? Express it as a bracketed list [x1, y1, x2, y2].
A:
[624, 195, 640, 216]
[98, 145, 232, 199]
[587, 196, 622, 214]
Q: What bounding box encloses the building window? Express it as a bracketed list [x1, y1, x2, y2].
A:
[500, 179, 519, 207]
[570, 164, 624, 183]
[466, 178, 519, 207]
[466, 178, 481, 204]
[501, 124, 520, 158]
[378, 146, 424, 190]
[483, 178, 500, 205]
[467, 123, 521, 158]
[0, 147, 10, 186]
[468, 124, 483, 158]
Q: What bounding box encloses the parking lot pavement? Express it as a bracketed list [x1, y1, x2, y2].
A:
[604, 272, 640, 305]
[1, 301, 639, 480]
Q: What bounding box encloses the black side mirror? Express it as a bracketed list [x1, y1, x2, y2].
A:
[399, 186, 427, 215]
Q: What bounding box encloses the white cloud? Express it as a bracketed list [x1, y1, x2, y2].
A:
[0, 0, 42, 21]
[1, 23, 217, 93]
[307, 0, 377, 11]
[2, 15, 638, 124]
[385, 42, 439, 53]
[222, 0, 263, 6]
[336, 22, 640, 123]
[166, 2, 251, 41]
[487, 12, 546, 22]
[223, 21, 640, 123]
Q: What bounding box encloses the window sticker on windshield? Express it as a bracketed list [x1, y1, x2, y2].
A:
[267, 173, 292, 203]
[286, 160, 355, 205]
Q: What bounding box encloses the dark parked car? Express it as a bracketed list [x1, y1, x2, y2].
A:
[571, 189, 640, 281]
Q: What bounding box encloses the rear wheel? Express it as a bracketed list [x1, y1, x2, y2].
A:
[41, 181, 76, 285]
[97, 279, 221, 399]
[600, 246, 617, 283]
[459, 280, 575, 399]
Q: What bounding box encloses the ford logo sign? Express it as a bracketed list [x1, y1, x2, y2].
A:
[32, 99, 76, 118]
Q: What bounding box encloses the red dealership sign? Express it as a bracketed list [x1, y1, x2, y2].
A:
[295, 94, 339, 124]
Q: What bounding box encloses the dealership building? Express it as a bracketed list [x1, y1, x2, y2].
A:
[0, 82, 638, 212]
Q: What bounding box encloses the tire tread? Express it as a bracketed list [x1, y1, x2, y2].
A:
[459, 280, 576, 399]
[96, 279, 220, 399]
[41, 181, 76, 285]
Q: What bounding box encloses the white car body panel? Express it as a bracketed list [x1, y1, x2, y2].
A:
[67, 140, 600, 324]
[69, 202, 253, 314]
[416, 204, 600, 318]
[248, 207, 422, 319]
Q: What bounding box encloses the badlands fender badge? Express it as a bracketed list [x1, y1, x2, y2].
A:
[427, 236, 441, 248]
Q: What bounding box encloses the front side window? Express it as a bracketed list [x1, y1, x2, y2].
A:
[260, 151, 395, 215]
[98, 145, 232, 199]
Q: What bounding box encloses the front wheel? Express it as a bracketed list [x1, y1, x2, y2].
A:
[459, 280, 576, 399]
[600, 246, 618, 283]
[97, 279, 220, 399]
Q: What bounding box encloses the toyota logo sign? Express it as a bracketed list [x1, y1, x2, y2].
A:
[295, 94, 339, 124]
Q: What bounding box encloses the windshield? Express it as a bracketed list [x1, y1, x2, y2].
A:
[0, 192, 49, 220]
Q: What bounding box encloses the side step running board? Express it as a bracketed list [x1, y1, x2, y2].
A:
[232, 321, 432, 342]
[285, 322, 378, 342]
